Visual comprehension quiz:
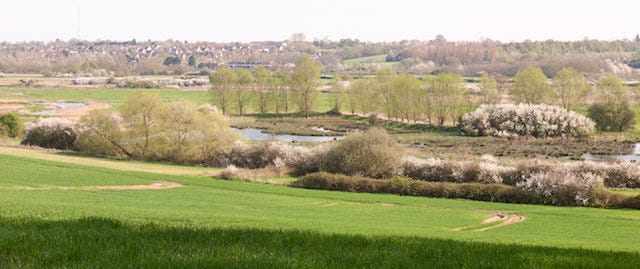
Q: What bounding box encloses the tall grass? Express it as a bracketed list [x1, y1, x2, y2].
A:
[1, 216, 638, 269]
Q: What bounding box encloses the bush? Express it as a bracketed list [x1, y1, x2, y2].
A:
[401, 155, 515, 184]
[401, 155, 640, 192]
[461, 103, 595, 138]
[320, 128, 402, 178]
[21, 118, 77, 150]
[218, 165, 239, 180]
[226, 141, 329, 175]
[0, 113, 24, 138]
[588, 103, 635, 132]
[291, 172, 542, 205]
[604, 162, 640, 188]
[292, 172, 639, 209]
[516, 169, 605, 206]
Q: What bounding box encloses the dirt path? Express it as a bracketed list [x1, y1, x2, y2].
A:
[12, 180, 182, 191]
[452, 211, 525, 232]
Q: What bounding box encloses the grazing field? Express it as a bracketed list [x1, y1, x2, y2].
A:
[1, 148, 640, 268]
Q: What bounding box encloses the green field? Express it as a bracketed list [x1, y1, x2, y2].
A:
[0, 87, 336, 114]
[1, 147, 640, 268]
[343, 54, 396, 69]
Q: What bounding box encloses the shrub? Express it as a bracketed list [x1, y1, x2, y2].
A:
[515, 169, 605, 206]
[401, 155, 514, 183]
[21, 118, 77, 150]
[226, 141, 329, 175]
[588, 103, 635, 132]
[605, 162, 640, 188]
[218, 165, 239, 180]
[320, 128, 402, 178]
[461, 103, 595, 138]
[0, 112, 24, 138]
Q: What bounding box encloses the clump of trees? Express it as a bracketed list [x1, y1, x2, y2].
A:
[460, 103, 595, 138]
[343, 71, 471, 126]
[75, 92, 243, 164]
[208, 55, 319, 117]
[588, 74, 636, 132]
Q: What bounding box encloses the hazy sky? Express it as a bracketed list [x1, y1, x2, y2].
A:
[2, 0, 638, 42]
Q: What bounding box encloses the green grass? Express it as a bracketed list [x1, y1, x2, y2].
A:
[0, 87, 336, 114]
[611, 188, 640, 197]
[0, 87, 211, 105]
[343, 54, 389, 65]
[0, 154, 155, 187]
[343, 54, 396, 70]
[2, 152, 640, 267]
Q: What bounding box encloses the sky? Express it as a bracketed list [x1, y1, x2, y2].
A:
[1, 0, 638, 43]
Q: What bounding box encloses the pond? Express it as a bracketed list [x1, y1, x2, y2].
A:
[35, 102, 87, 115]
[235, 128, 343, 143]
[582, 143, 640, 162]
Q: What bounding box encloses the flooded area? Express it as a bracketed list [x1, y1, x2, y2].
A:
[35, 102, 87, 115]
[236, 128, 343, 142]
[582, 143, 640, 162]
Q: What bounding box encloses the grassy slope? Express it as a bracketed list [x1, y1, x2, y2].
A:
[0, 146, 213, 175]
[1, 152, 640, 267]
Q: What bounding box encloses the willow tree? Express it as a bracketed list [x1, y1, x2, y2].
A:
[478, 73, 500, 104]
[552, 67, 589, 110]
[512, 66, 551, 104]
[331, 75, 347, 112]
[253, 67, 274, 114]
[390, 74, 422, 122]
[273, 71, 291, 114]
[120, 91, 170, 159]
[376, 67, 397, 119]
[350, 78, 380, 115]
[208, 67, 236, 115]
[234, 68, 254, 115]
[291, 55, 320, 117]
[427, 73, 467, 125]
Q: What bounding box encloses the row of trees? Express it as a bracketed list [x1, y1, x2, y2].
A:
[209, 55, 320, 117]
[342, 68, 472, 125]
[207, 55, 636, 130]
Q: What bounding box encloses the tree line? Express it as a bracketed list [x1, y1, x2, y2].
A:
[209, 55, 320, 117]
[209, 55, 635, 130]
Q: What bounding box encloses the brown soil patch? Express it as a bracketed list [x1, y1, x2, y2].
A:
[452, 211, 525, 232]
[0, 103, 25, 114]
[13, 180, 182, 191]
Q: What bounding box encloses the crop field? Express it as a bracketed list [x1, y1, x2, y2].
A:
[1, 147, 640, 268]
